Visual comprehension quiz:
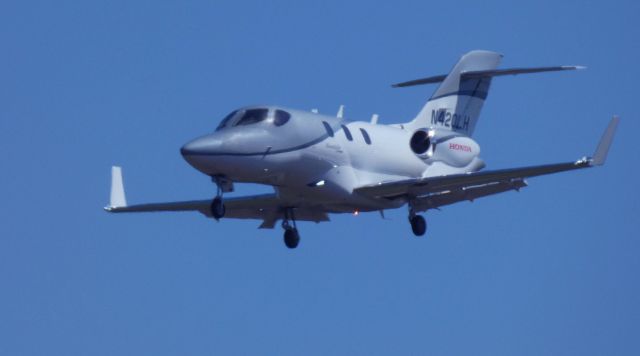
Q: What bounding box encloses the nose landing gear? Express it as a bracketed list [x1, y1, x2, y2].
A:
[283, 225, 300, 249]
[210, 177, 227, 220]
[210, 196, 225, 220]
[282, 208, 300, 249]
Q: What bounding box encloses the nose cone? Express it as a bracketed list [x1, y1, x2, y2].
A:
[180, 135, 224, 171]
[181, 136, 214, 156]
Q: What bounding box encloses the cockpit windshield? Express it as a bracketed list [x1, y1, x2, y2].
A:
[274, 109, 290, 126]
[216, 108, 292, 131]
[235, 108, 269, 126]
[216, 110, 237, 131]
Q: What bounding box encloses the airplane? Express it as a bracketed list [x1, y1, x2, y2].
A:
[105, 50, 619, 249]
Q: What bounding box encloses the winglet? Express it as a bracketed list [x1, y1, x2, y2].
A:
[106, 166, 127, 210]
[591, 116, 620, 166]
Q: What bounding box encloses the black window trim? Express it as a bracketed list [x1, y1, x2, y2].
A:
[322, 121, 334, 137]
[341, 124, 353, 141]
[360, 128, 372, 144]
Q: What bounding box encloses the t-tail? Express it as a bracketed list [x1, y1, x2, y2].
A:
[395, 50, 585, 136]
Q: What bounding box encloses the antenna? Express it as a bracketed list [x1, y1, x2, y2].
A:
[370, 114, 379, 125]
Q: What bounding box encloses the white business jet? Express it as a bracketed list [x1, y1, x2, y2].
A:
[105, 50, 619, 249]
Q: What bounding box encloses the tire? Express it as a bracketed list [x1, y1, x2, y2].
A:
[210, 197, 225, 219]
[410, 215, 427, 236]
[284, 228, 300, 249]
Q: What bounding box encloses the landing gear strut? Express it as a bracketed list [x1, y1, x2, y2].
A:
[409, 210, 427, 237]
[282, 208, 300, 249]
[210, 178, 226, 220]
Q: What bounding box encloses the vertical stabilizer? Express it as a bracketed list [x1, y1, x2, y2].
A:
[404, 50, 503, 136]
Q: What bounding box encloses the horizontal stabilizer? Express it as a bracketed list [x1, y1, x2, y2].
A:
[391, 74, 447, 88]
[393, 65, 585, 88]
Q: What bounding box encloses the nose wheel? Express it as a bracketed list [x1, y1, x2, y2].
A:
[409, 214, 427, 237]
[283, 226, 300, 249]
[282, 208, 300, 249]
[210, 196, 225, 220]
[210, 177, 226, 220]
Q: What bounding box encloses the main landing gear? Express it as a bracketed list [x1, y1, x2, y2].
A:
[409, 210, 427, 237]
[210, 178, 226, 220]
[282, 208, 300, 249]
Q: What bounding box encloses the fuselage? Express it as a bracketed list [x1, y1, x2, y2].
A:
[180, 105, 484, 213]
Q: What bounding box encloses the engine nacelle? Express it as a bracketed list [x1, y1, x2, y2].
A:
[410, 129, 480, 167]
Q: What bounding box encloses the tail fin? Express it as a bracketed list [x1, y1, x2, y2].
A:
[398, 50, 585, 136]
[403, 50, 502, 136]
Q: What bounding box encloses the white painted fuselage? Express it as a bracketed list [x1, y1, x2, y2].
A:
[181, 106, 484, 213]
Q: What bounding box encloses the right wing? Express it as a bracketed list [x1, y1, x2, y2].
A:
[104, 168, 328, 228]
[409, 179, 528, 211]
[355, 116, 619, 210]
[354, 160, 593, 199]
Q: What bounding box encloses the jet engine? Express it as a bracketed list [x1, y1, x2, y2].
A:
[409, 129, 435, 157]
[410, 128, 481, 167]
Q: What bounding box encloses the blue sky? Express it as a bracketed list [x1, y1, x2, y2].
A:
[1, 0, 639, 354]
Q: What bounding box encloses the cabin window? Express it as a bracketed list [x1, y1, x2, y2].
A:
[274, 110, 291, 126]
[360, 128, 372, 144]
[235, 108, 269, 126]
[322, 121, 334, 137]
[341, 125, 353, 141]
[216, 110, 238, 131]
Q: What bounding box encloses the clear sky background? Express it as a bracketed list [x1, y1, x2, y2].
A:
[1, 0, 639, 355]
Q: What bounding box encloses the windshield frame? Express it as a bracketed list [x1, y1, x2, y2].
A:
[234, 108, 270, 127]
[216, 110, 238, 131]
[216, 107, 293, 131]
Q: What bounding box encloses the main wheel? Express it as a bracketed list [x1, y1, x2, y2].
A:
[284, 228, 300, 249]
[210, 197, 225, 220]
[410, 215, 427, 236]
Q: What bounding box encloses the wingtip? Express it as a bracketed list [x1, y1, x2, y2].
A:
[590, 116, 620, 166]
[109, 165, 127, 208]
[568, 65, 587, 70]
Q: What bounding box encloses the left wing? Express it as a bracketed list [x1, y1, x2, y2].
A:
[104, 168, 328, 228]
[355, 116, 619, 209]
